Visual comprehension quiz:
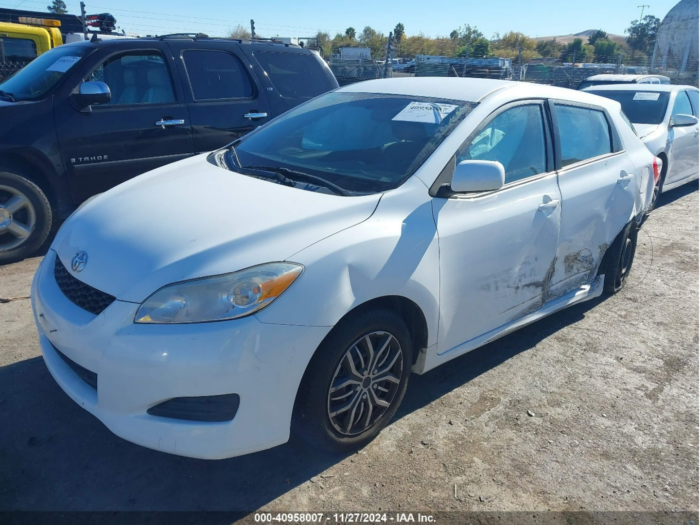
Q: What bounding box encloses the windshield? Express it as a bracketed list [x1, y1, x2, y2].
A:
[0, 45, 91, 101]
[587, 90, 670, 124]
[227, 92, 474, 194]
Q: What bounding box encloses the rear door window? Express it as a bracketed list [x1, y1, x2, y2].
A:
[554, 104, 612, 167]
[182, 50, 254, 100]
[253, 51, 330, 98]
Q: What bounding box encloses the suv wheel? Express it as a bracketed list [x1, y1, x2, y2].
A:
[0, 171, 52, 264]
[294, 309, 412, 452]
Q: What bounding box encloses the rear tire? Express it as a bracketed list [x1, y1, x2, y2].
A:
[293, 308, 412, 453]
[0, 171, 52, 264]
[600, 221, 638, 294]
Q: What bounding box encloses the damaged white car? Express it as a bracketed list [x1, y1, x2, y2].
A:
[32, 78, 657, 459]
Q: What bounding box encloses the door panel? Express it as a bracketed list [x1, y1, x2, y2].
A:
[434, 176, 561, 354]
[55, 46, 194, 204]
[167, 41, 271, 153]
[667, 91, 697, 184]
[550, 102, 637, 299]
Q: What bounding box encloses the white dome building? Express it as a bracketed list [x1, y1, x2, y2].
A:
[652, 0, 699, 72]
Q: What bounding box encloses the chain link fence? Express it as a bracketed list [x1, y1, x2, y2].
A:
[0, 60, 30, 82]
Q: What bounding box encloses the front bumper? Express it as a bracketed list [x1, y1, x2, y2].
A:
[31, 251, 331, 459]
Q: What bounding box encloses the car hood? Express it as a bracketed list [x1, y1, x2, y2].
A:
[634, 123, 663, 139]
[52, 154, 382, 303]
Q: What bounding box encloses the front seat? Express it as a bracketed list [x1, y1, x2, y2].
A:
[117, 69, 140, 104]
[141, 67, 173, 104]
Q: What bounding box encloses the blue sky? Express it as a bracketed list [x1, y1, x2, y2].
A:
[6, 0, 680, 39]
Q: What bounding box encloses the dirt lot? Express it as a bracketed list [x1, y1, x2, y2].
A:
[0, 184, 698, 519]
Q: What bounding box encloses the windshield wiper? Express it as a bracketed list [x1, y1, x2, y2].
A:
[244, 165, 352, 196]
[0, 90, 16, 102]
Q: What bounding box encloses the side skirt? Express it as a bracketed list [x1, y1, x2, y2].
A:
[417, 275, 605, 373]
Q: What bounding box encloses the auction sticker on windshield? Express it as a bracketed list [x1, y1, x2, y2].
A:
[633, 92, 661, 101]
[46, 56, 82, 73]
[393, 101, 458, 124]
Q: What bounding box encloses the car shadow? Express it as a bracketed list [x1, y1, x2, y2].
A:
[655, 179, 698, 209]
[0, 294, 604, 513]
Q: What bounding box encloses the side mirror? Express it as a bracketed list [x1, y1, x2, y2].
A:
[449, 160, 505, 194]
[671, 114, 698, 127]
[73, 81, 111, 111]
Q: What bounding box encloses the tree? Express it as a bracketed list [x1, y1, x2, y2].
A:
[626, 15, 660, 56]
[359, 26, 387, 58]
[47, 0, 67, 14]
[492, 31, 539, 60]
[536, 38, 564, 58]
[394, 23, 405, 57]
[562, 38, 594, 62]
[593, 39, 621, 63]
[229, 25, 251, 40]
[312, 31, 332, 57]
[587, 29, 608, 46]
[345, 27, 356, 40]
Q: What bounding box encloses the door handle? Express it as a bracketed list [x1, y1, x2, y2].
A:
[694, 128, 699, 137]
[538, 199, 560, 211]
[155, 119, 185, 128]
[618, 172, 634, 183]
[244, 112, 268, 120]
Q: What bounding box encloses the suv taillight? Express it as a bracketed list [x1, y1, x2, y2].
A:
[652, 157, 661, 183]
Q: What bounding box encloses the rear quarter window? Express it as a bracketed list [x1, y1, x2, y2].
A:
[253, 51, 332, 99]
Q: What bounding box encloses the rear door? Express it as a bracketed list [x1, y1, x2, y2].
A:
[167, 40, 271, 153]
[55, 42, 193, 203]
[549, 101, 636, 300]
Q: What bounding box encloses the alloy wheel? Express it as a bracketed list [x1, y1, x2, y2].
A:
[327, 331, 404, 436]
[0, 184, 36, 252]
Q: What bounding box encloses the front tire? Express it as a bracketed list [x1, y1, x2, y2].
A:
[600, 221, 638, 294]
[293, 308, 412, 452]
[0, 171, 52, 264]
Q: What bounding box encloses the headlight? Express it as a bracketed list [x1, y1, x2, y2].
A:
[134, 262, 303, 324]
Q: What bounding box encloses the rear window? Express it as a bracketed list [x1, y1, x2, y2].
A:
[253, 51, 331, 98]
[587, 90, 670, 124]
[183, 50, 254, 100]
[554, 104, 612, 167]
[0, 37, 37, 61]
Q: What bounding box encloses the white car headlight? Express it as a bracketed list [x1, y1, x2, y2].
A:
[134, 262, 303, 324]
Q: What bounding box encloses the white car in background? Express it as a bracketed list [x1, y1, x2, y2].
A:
[32, 78, 657, 459]
[577, 74, 671, 91]
[584, 84, 699, 208]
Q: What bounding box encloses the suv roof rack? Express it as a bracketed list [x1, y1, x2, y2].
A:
[158, 33, 209, 40]
[155, 33, 298, 47]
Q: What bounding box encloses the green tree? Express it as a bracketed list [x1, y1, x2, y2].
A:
[562, 38, 594, 62]
[345, 27, 356, 40]
[359, 26, 387, 58]
[312, 31, 332, 57]
[587, 30, 608, 45]
[593, 39, 621, 63]
[47, 0, 67, 14]
[626, 15, 660, 56]
[492, 31, 539, 60]
[393, 23, 405, 57]
[536, 38, 564, 58]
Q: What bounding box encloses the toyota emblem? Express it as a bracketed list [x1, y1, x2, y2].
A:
[71, 251, 88, 272]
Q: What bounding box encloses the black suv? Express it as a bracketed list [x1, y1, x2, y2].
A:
[0, 35, 338, 262]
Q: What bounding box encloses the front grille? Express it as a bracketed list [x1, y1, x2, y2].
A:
[53, 345, 98, 391]
[54, 256, 115, 316]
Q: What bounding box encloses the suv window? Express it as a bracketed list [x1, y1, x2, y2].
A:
[458, 104, 547, 184]
[253, 51, 329, 98]
[0, 37, 37, 61]
[554, 104, 612, 167]
[88, 52, 175, 105]
[671, 91, 694, 123]
[687, 90, 699, 116]
[183, 50, 253, 100]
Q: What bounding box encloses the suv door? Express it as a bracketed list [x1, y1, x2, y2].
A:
[667, 90, 699, 185]
[433, 101, 561, 356]
[54, 43, 193, 204]
[167, 40, 271, 153]
[549, 102, 636, 300]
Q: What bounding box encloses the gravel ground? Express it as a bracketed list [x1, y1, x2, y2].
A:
[0, 183, 697, 518]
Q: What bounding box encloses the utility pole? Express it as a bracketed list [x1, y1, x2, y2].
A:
[637, 4, 650, 21]
[250, 19, 256, 39]
[80, 1, 88, 41]
[383, 32, 393, 79]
